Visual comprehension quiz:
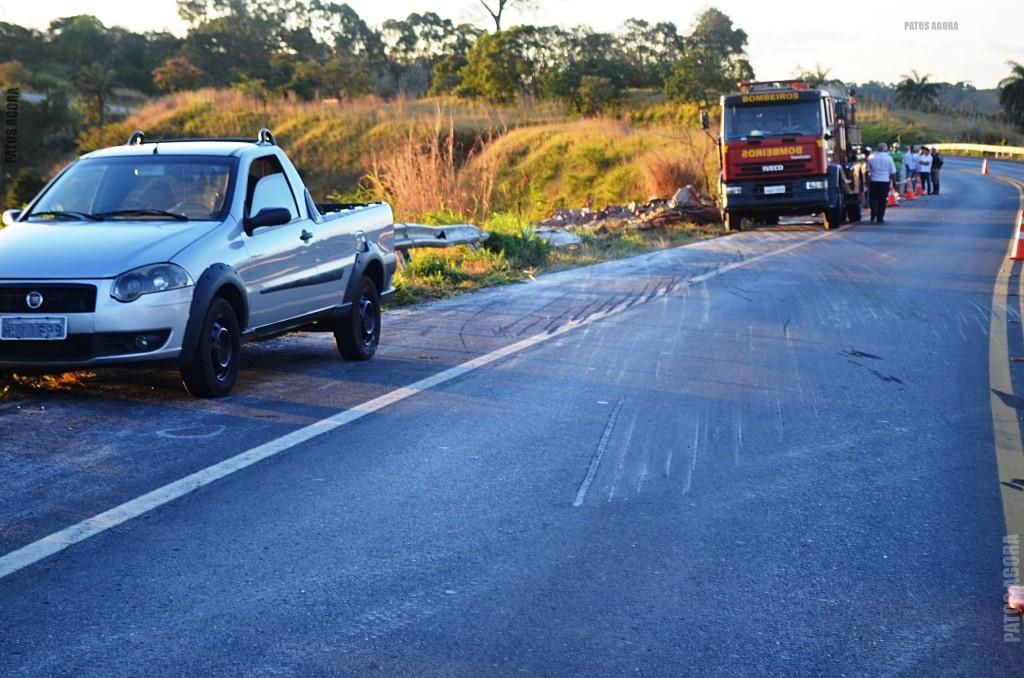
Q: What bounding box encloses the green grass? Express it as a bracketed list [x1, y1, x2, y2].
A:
[392, 211, 721, 306]
[461, 118, 718, 221]
[859, 103, 1024, 146]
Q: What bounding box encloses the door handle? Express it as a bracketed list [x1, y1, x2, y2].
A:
[300, 229, 314, 242]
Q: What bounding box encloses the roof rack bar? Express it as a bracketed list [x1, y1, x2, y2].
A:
[121, 129, 277, 146]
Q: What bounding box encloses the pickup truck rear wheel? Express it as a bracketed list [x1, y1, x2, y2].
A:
[335, 275, 381, 361]
[180, 297, 241, 397]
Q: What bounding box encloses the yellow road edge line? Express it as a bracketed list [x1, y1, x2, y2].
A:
[987, 174, 1024, 581]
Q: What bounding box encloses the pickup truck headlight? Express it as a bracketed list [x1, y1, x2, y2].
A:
[805, 180, 827, 190]
[724, 185, 743, 195]
[112, 263, 193, 303]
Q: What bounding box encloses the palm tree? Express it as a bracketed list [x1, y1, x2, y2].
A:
[895, 70, 941, 111]
[999, 61, 1024, 127]
[75, 63, 116, 126]
[795, 63, 838, 88]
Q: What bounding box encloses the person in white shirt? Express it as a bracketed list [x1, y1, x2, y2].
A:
[867, 142, 898, 223]
[903, 146, 920, 191]
[917, 148, 933, 194]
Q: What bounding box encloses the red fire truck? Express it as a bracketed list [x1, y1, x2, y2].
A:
[704, 80, 864, 232]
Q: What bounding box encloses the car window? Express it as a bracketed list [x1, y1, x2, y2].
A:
[246, 155, 299, 220]
[250, 175, 298, 221]
[30, 156, 234, 220]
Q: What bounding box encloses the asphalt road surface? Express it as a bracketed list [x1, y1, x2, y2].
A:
[2, 159, 1023, 676]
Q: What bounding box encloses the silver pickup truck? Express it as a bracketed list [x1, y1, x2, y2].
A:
[0, 128, 397, 397]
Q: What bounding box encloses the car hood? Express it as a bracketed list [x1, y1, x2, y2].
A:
[0, 220, 222, 279]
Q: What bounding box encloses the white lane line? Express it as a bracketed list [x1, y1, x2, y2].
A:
[574, 397, 625, 507]
[0, 228, 840, 581]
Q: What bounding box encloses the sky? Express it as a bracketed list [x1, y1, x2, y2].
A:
[1, 0, 1020, 88]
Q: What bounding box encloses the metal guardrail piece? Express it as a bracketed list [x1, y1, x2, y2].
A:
[929, 143, 1024, 157]
[393, 223, 490, 256]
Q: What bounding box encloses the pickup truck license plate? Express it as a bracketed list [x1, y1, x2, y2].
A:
[763, 185, 786, 195]
[0, 316, 68, 341]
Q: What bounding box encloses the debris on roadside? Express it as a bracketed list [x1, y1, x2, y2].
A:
[531, 227, 583, 248]
[531, 186, 719, 247]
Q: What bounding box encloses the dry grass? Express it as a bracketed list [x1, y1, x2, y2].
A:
[75, 90, 563, 201]
[460, 119, 719, 220]
[859, 101, 1024, 146]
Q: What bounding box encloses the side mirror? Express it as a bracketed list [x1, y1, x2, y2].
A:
[2, 209, 22, 226]
[823, 132, 833, 141]
[700, 109, 710, 130]
[243, 207, 291, 235]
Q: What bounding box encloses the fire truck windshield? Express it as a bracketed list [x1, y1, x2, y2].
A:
[723, 101, 822, 140]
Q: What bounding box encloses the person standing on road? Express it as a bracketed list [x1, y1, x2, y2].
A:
[917, 147, 933, 194]
[930, 146, 943, 194]
[867, 142, 898, 223]
[892, 142, 904, 192]
[903, 145, 919, 192]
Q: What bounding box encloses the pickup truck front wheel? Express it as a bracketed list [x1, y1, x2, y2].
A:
[181, 297, 241, 398]
[335, 276, 381, 361]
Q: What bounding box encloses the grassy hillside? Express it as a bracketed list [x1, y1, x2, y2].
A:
[74, 90, 717, 224]
[461, 119, 717, 221]
[75, 90, 565, 205]
[859, 102, 1024, 146]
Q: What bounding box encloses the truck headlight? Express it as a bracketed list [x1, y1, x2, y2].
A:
[112, 263, 193, 303]
[805, 180, 827, 190]
[725, 185, 743, 195]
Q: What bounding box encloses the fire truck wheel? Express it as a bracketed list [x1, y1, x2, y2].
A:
[823, 198, 845, 231]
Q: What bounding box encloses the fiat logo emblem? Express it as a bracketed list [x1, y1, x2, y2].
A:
[26, 291, 44, 309]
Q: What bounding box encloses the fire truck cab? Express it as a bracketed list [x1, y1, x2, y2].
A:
[708, 80, 863, 232]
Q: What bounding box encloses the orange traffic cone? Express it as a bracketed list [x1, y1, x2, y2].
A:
[1012, 210, 1024, 260]
[982, 158, 990, 175]
[914, 176, 925, 196]
[887, 187, 899, 207]
[903, 182, 916, 201]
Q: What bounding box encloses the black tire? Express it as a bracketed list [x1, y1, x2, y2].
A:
[823, 196, 845, 231]
[335, 275, 381, 361]
[723, 211, 741, 233]
[180, 297, 241, 398]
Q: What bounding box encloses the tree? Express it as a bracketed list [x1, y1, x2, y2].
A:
[381, 13, 479, 95]
[574, 75, 617, 116]
[666, 8, 753, 104]
[5, 168, 45, 210]
[48, 16, 113, 69]
[75, 63, 115, 126]
[477, 0, 535, 32]
[895, 70, 940, 111]
[795, 63, 839, 88]
[999, 61, 1024, 128]
[614, 19, 683, 89]
[320, 55, 373, 99]
[153, 56, 207, 92]
[0, 60, 32, 86]
[455, 31, 523, 104]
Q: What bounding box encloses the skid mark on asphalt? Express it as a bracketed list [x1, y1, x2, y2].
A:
[572, 397, 625, 508]
[681, 417, 701, 497]
[1, 226, 848, 580]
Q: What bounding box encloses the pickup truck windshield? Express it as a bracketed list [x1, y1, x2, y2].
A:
[30, 156, 235, 221]
[724, 101, 822, 140]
